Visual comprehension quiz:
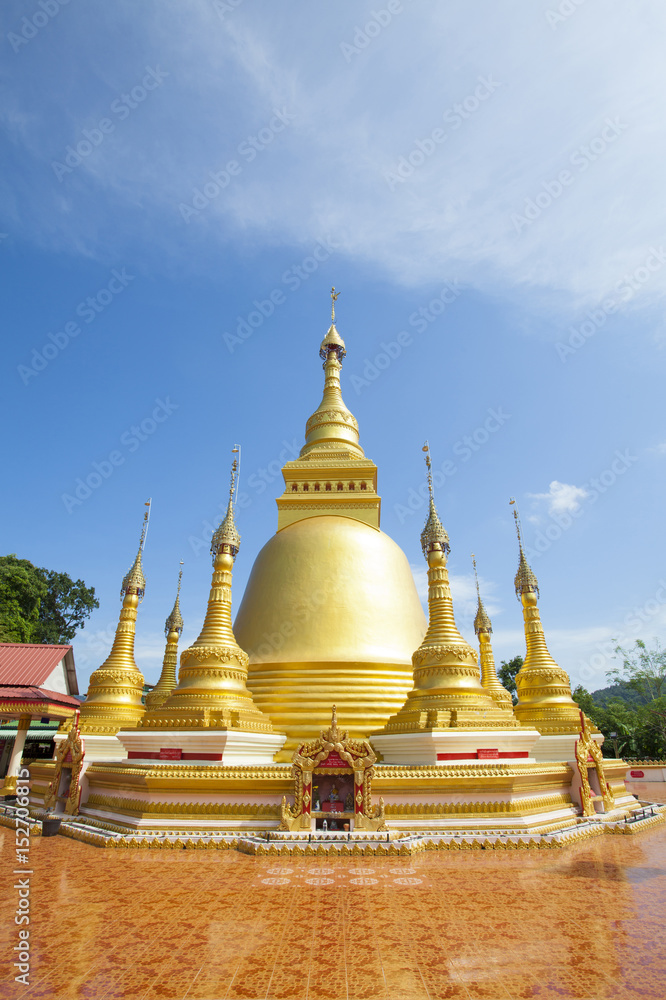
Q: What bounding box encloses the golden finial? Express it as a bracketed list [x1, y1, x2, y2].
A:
[420, 442, 450, 559]
[211, 449, 241, 561]
[510, 498, 539, 599]
[472, 553, 492, 635]
[164, 561, 184, 636]
[121, 499, 151, 601]
[330, 286, 340, 322]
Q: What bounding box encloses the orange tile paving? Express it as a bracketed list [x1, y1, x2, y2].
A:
[2, 783, 666, 1000]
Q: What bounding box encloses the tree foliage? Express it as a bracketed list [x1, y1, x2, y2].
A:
[0, 554, 99, 645]
[573, 640, 666, 759]
[498, 655, 523, 704]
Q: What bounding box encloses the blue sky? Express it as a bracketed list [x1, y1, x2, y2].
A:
[2, 0, 665, 697]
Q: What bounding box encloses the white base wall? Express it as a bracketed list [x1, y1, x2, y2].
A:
[117, 728, 287, 765]
[532, 733, 604, 763]
[370, 728, 541, 766]
[53, 732, 128, 762]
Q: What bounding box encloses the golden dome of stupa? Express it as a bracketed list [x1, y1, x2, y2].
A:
[234, 289, 426, 757]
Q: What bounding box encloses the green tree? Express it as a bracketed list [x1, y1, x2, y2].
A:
[572, 684, 596, 716]
[608, 639, 666, 758]
[498, 655, 523, 704]
[0, 554, 98, 645]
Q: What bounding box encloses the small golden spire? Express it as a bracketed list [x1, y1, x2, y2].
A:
[510, 500, 539, 598]
[472, 554, 492, 635]
[211, 448, 241, 560]
[471, 554, 514, 711]
[375, 446, 515, 734]
[330, 286, 340, 323]
[145, 561, 185, 712]
[121, 498, 151, 600]
[164, 561, 184, 636]
[509, 499, 595, 734]
[420, 442, 450, 559]
[78, 502, 149, 735]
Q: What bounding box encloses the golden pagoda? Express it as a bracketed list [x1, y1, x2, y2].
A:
[69, 501, 151, 759]
[144, 562, 184, 711]
[28, 294, 640, 847]
[372, 446, 536, 765]
[119, 454, 285, 764]
[510, 504, 599, 761]
[472, 554, 514, 712]
[234, 289, 426, 758]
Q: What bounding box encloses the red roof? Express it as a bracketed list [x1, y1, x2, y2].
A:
[0, 686, 81, 709]
[0, 644, 78, 694]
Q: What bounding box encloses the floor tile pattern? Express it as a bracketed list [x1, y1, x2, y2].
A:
[2, 783, 665, 1000]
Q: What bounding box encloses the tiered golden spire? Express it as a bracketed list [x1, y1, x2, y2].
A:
[144, 562, 184, 711]
[509, 502, 594, 734]
[471, 554, 514, 712]
[299, 286, 364, 460]
[78, 501, 151, 735]
[275, 288, 380, 530]
[376, 446, 517, 734]
[140, 452, 276, 733]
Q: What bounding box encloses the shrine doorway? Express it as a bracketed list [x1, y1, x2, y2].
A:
[312, 769, 355, 831]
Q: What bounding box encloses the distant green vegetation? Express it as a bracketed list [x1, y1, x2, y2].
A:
[0, 554, 98, 645]
[573, 639, 666, 760]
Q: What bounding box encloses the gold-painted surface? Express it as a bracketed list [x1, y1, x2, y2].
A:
[510, 509, 591, 734]
[472, 554, 515, 711]
[376, 478, 517, 734]
[236, 515, 427, 757]
[575, 712, 616, 816]
[513, 589, 593, 733]
[141, 486, 278, 734]
[280, 706, 386, 832]
[145, 565, 184, 711]
[77, 505, 151, 736]
[44, 711, 85, 814]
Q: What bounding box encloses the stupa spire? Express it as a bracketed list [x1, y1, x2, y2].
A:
[375, 446, 515, 734]
[509, 500, 594, 734]
[78, 500, 150, 735]
[472, 554, 514, 711]
[300, 287, 364, 459]
[145, 561, 184, 711]
[140, 450, 276, 733]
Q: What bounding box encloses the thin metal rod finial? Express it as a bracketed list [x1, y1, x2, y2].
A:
[139, 498, 152, 551]
[422, 440, 433, 499]
[471, 553, 481, 599]
[330, 286, 340, 323]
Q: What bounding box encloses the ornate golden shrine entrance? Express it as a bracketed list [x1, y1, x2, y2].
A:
[279, 707, 386, 832]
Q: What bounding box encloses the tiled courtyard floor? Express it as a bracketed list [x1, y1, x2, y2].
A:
[2, 783, 665, 1000]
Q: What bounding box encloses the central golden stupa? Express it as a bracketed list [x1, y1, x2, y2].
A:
[235, 305, 426, 757]
[26, 290, 644, 851]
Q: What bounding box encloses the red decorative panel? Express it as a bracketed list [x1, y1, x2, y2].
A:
[159, 748, 182, 760]
[477, 749, 499, 759]
[630, 770, 645, 778]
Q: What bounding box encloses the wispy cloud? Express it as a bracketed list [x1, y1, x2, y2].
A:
[528, 480, 589, 518]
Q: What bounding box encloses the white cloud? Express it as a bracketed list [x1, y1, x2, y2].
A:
[4, 3, 666, 316]
[528, 480, 589, 517]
